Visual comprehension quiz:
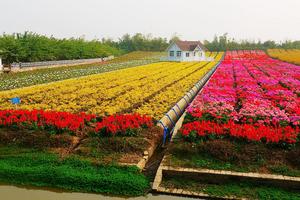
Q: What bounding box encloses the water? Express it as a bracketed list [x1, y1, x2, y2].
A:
[0, 185, 198, 200]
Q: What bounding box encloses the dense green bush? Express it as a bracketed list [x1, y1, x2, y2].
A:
[0, 147, 150, 196]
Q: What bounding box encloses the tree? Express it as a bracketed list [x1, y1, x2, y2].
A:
[112, 33, 168, 52]
[0, 34, 21, 65]
[263, 40, 277, 49]
[169, 33, 181, 43]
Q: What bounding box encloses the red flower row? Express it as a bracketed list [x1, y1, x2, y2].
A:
[95, 114, 153, 135]
[181, 120, 299, 144]
[0, 109, 153, 136]
[0, 109, 96, 132]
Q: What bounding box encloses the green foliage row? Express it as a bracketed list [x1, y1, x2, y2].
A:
[0, 146, 150, 196]
[0, 32, 122, 64]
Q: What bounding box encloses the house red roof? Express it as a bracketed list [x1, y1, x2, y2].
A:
[174, 40, 207, 51]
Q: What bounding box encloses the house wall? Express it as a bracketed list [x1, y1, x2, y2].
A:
[167, 44, 206, 62]
[182, 51, 194, 61]
[167, 43, 182, 61]
[192, 47, 206, 61]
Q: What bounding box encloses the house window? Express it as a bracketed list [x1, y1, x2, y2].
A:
[186, 52, 190, 57]
[176, 51, 182, 57]
[169, 51, 174, 57]
[194, 52, 196, 56]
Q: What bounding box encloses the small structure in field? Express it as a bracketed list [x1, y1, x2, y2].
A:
[0, 57, 3, 72]
[166, 40, 210, 62]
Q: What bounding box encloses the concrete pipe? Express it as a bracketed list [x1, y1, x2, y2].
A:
[158, 57, 224, 141]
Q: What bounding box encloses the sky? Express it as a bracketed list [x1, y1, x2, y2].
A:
[0, 0, 299, 42]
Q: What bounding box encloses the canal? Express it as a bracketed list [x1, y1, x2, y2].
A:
[0, 185, 198, 200]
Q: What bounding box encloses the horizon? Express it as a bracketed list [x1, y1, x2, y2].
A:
[1, 0, 299, 43]
[1, 31, 299, 44]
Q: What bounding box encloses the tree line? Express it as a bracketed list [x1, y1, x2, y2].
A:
[0, 32, 170, 65]
[0, 32, 122, 65]
[204, 34, 300, 51]
[102, 33, 169, 52]
[107, 33, 300, 52]
[1, 32, 300, 65]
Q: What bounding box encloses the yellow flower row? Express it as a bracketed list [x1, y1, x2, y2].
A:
[0, 52, 223, 119]
[268, 49, 300, 65]
[205, 52, 222, 59]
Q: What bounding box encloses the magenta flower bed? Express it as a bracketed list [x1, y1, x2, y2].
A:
[183, 50, 300, 145]
[188, 50, 300, 126]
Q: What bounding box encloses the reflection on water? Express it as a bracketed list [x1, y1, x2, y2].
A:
[0, 185, 198, 200]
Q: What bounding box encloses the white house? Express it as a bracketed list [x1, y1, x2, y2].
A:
[166, 40, 209, 62]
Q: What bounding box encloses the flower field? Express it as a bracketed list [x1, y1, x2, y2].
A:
[0, 52, 223, 119]
[0, 109, 153, 136]
[0, 51, 164, 91]
[268, 49, 300, 65]
[182, 50, 300, 145]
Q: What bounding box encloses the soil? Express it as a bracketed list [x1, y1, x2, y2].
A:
[168, 138, 300, 177]
[0, 128, 75, 149]
[75, 126, 163, 164]
[0, 126, 163, 166]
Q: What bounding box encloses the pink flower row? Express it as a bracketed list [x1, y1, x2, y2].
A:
[187, 50, 300, 126]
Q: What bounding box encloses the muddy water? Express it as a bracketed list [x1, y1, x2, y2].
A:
[0, 185, 198, 200]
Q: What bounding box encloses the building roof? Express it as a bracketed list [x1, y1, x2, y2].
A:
[172, 40, 207, 51]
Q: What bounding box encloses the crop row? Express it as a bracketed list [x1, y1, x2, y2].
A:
[182, 50, 300, 145]
[0, 51, 164, 91]
[0, 109, 153, 136]
[268, 49, 300, 65]
[0, 53, 223, 119]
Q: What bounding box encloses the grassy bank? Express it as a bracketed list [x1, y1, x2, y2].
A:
[162, 176, 300, 200]
[0, 146, 150, 196]
[0, 114, 160, 197]
[168, 139, 300, 177]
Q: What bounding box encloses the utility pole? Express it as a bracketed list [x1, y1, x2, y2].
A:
[0, 57, 3, 73]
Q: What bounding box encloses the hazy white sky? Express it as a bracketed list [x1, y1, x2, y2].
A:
[0, 0, 299, 42]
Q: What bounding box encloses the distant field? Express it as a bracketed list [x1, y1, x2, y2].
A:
[268, 49, 300, 65]
[0, 52, 223, 119]
[0, 51, 164, 91]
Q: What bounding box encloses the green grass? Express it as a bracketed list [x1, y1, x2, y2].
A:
[162, 177, 300, 200]
[168, 139, 300, 177]
[0, 146, 150, 196]
[169, 151, 300, 177]
[170, 152, 254, 172]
